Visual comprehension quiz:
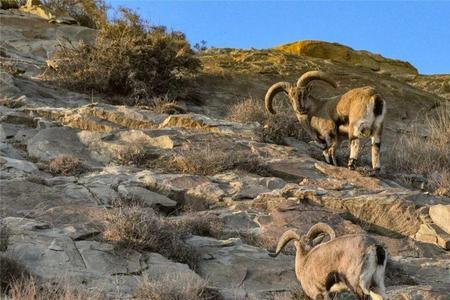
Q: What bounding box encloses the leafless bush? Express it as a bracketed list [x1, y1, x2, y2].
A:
[145, 95, 186, 115]
[103, 207, 199, 270]
[48, 155, 86, 176]
[42, 0, 107, 28]
[136, 274, 218, 300]
[153, 147, 269, 177]
[227, 97, 308, 145]
[47, 8, 200, 104]
[385, 104, 450, 194]
[0, 255, 29, 294]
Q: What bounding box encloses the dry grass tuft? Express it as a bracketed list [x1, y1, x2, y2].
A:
[153, 147, 269, 177]
[167, 213, 225, 238]
[227, 97, 308, 145]
[103, 207, 199, 270]
[385, 104, 450, 194]
[145, 95, 186, 115]
[136, 274, 220, 300]
[46, 8, 200, 104]
[0, 255, 30, 294]
[114, 147, 159, 167]
[48, 155, 86, 176]
[7, 277, 105, 300]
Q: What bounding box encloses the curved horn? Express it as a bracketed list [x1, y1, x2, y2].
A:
[305, 223, 336, 247]
[268, 229, 300, 257]
[296, 71, 337, 89]
[264, 82, 291, 114]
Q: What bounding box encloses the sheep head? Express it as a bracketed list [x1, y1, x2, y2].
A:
[264, 71, 337, 115]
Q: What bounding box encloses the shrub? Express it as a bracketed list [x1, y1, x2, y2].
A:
[48, 8, 200, 104]
[152, 147, 269, 177]
[48, 155, 86, 176]
[113, 146, 159, 167]
[42, 0, 107, 28]
[227, 97, 308, 145]
[136, 274, 216, 300]
[103, 207, 199, 270]
[166, 213, 224, 238]
[385, 104, 450, 194]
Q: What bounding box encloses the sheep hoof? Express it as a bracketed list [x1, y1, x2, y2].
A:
[348, 159, 356, 170]
[268, 252, 278, 257]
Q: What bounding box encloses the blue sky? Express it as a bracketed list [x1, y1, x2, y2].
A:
[108, 1, 450, 75]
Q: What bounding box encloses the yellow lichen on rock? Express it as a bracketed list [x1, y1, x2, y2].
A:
[275, 40, 418, 75]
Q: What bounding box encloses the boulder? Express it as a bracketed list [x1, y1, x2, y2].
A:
[160, 113, 259, 140]
[429, 205, 450, 234]
[117, 184, 177, 209]
[4, 217, 201, 297]
[186, 236, 297, 299]
[0, 179, 97, 217]
[26, 127, 102, 167]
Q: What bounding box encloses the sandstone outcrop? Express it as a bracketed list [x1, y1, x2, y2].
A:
[275, 40, 418, 75]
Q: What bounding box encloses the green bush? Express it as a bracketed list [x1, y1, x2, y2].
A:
[48, 8, 200, 104]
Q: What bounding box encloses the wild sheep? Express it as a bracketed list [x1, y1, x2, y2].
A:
[265, 71, 386, 170]
[269, 223, 387, 300]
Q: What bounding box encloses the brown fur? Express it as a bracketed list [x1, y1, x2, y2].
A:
[270, 228, 387, 300]
[265, 71, 386, 169]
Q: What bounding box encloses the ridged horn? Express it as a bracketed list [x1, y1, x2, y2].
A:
[296, 71, 337, 89]
[268, 229, 300, 257]
[264, 82, 291, 114]
[305, 222, 336, 246]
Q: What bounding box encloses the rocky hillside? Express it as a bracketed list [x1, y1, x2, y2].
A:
[1, 7, 450, 300]
[275, 40, 418, 75]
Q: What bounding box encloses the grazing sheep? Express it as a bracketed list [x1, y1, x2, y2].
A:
[269, 223, 387, 300]
[265, 71, 386, 170]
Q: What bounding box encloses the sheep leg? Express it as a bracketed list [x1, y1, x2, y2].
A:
[322, 148, 332, 164]
[371, 124, 383, 170]
[323, 134, 339, 165]
[329, 136, 340, 166]
[348, 137, 360, 169]
[322, 136, 332, 164]
[371, 265, 387, 299]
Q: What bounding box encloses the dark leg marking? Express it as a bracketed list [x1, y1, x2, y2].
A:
[325, 271, 341, 291]
[373, 96, 384, 116]
[376, 245, 386, 265]
[374, 142, 381, 148]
